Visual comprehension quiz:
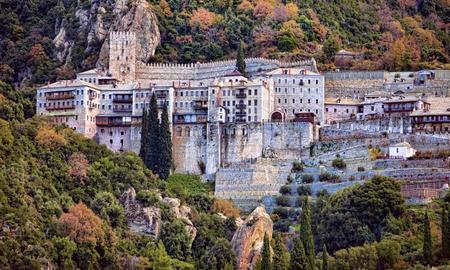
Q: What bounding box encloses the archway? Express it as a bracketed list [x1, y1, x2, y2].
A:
[271, 111, 284, 122]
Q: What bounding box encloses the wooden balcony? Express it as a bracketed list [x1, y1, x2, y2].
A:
[236, 92, 247, 99]
[113, 107, 132, 113]
[236, 111, 247, 117]
[156, 92, 168, 99]
[46, 105, 75, 111]
[45, 93, 75, 100]
[236, 103, 247, 109]
[193, 100, 208, 110]
[96, 117, 132, 127]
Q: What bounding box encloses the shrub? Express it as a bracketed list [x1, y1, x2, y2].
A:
[287, 174, 294, 184]
[302, 174, 314, 183]
[213, 198, 240, 218]
[349, 175, 356, 181]
[357, 166, 365, 172]
[316, 189, 330, 197]
[276, 195, 291, 207]
[36, 127, 67, 148]
[319, 172, 340, 182]
[274, 220, 290, 232]
[332, 158, 347, 169]
[296, 196, 307, 207]
[292, 161, 304, 172]
[297, 185, 311, 196]
[279, 185, 292, 195]
[273, 207, 289, 219]
[136, 190, 161, 207]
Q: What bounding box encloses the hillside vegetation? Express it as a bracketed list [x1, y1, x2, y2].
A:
[0, 0, 449, 85]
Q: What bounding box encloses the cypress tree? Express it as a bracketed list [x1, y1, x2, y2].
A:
[321, 245, 328, 270]
[236, 40, 246, 76]
[300, 196, 315, 269]
[146, 93, 160, 174]
[442, 205, 450, 258]
[290, 237, 310, 270]
[157, 103, 172, 180]
[139, 107, 148, 163]
[272, 233, 289, 270]
[423, 212, 433, 265]
[260, 233, 272, 270]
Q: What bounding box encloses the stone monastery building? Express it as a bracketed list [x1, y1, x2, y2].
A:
[37, 32, 324, 177]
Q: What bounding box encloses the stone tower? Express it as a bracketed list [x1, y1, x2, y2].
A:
[109, 32, 137, 83]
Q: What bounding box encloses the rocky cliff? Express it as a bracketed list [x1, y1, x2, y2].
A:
[231, 206, 273, 270]
[119, 187, 196, 241]
[53, 0, 160, 68]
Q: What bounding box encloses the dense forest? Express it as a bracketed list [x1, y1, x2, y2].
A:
[0, 0, 449, 86]
[1, 78, 450, 268]
[1, 0, 450, 269]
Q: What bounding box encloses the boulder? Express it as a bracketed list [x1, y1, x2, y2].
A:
[162, 197, 197, 241]
[119, 187, 161, 238]
[231, 206, 273, 270]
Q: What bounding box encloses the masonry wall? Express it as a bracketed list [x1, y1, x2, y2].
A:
[172, 123, 207, 174]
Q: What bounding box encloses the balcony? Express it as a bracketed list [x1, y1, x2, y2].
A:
[236, 92, 247, 99]
[193, 100, 208, 110]
[236, 111, 247, 117]
[96, 117, 132, 127]
[45, 93, 75, 100]
[384, 107, 414, 113]
[46, 104, 75, 111]
[113, 107, 132, 113]
[236, 103, 247, 110]
[89, 92, 97, 100]
[156, 92, 168, 99]
[113, 96, 133, 103]
[235, 118, 247, 123]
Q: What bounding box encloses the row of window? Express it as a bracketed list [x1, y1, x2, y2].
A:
[274, 87, 320, 94]
[222, 100, 259, 106]
[276, 78, 320, 85]
[175, 90, 207, 97]
[39, 89, 85, 97]
[278, 98, 320, 105]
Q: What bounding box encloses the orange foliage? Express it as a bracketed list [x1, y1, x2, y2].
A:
[68, 152, 89, 182]
[285, 3, 299, 20]
[189, 8, 218, 30]
[35, 127, 67, 149]
[59, 203, 105, 244]
[280, 20, 304, 39]
[237, 0, 254, 12]
[253, 0, 274, 18]
[159, 0, 173, 17]
[213, 198, 240, 218]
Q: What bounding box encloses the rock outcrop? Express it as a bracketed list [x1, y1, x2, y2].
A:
[119, 187, 196, 241]
[53, 0, 160, 67]
[162, 197, 197, 241]
[231, 206, 273, 270]
[120, 187, 161, 238]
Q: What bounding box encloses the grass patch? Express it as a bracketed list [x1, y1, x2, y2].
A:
[167, 174, 213, 196]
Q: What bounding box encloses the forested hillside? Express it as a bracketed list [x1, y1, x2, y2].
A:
[0, 0, 449, 86]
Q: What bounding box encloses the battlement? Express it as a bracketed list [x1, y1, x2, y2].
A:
[109, 31, 136, 41]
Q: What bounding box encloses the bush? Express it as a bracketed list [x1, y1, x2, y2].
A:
[136, 190, 161, 207]
[297, 185, 311, 196]
[357, 166, 365, 172]
[292, 161, 304, 173]
[167, 174, 211, 197]
[319, 172, 340, 182]
[302, 174, 314, 183]
[274, 220, 290, 232]
[273, 207, 289, 219]
[332, 158, 347, 169]
[279, 185, 292, 195]
[276, 195, 291, 207]
[213, 198, 240, 218]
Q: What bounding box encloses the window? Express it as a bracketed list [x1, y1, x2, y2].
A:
[254, 89, 258, 95]
[254, 100, 257, 106]
[293, 99, 295, 104]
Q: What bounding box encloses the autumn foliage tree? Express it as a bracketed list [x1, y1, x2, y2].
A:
[36, 127, 67, 149]
[189, 8, 218, 30]
[68, 152, 89, 183]
[59, 203, 105, 245]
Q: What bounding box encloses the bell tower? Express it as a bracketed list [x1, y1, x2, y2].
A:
[109, 31, 137, 83]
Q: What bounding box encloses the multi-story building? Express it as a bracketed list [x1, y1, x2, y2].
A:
[411, 97, 450, 134]
[324, 98, 359, 124]
[37, 31, 323, 176]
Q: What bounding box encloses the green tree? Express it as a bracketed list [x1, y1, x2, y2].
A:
[146, 93, 160, 174]
[442, 205, 450, 258]
[160, 219, 192, 261]
[321, 245, 328, 270]
[423, 212, 433, 265]
[290, 237, 310, 270]
[199, 238, 236, 270]
[300, 196, 315, 269]
[272, 233, 289, 270]
[51, 237, 76, 270]
[157, 103, 172, 180]
[236, 40, 246, 76]
[322, 34, 340, 63]
[91, 192, 125, 228]
[139, 107, 148, 164]
[261, 233, 272, 270]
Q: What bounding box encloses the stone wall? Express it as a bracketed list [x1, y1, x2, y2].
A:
[374, 159, 449, 170]
[172, 123, 207, 174]
[324, 116, 412, 134]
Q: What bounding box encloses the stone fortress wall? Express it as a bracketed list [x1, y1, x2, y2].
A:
[324, 70, 450, 98]
[136, 58, 318, 83]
